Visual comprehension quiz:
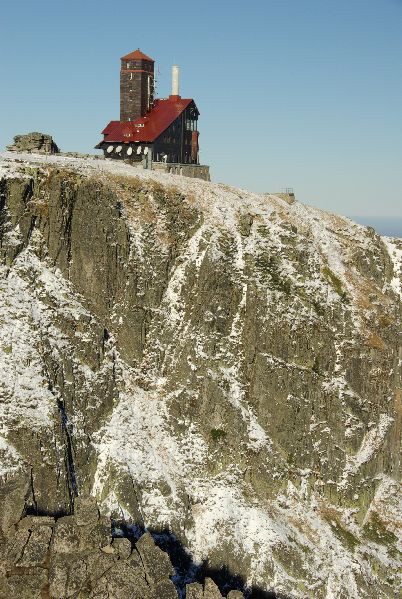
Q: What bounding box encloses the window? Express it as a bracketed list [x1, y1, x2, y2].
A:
[127, 62, 130, 69]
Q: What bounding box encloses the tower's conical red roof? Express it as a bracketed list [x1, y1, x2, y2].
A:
[121, 49, 154, 62]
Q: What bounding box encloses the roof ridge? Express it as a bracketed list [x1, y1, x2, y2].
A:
[121, 48, 155, 62]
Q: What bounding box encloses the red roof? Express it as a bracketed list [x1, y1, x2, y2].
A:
[121, 49, 154, 62]
[100, 97, 195, 144]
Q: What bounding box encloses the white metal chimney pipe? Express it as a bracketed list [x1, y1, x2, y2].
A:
[172, 65, 180, 96]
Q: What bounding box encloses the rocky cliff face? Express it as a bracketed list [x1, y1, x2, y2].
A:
[1, 494, 235, 599]
[0, 152, 400, 598]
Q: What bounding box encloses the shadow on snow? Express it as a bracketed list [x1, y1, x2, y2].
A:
[115, 521, 293, 599]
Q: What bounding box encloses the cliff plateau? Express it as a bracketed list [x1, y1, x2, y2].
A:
[0, 152, 400, 598]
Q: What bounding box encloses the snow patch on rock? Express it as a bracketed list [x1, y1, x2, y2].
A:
[383, 237, 402, 298]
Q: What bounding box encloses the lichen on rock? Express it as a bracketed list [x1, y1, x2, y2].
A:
[0, 499, 216, 599]
[6, 132, 59, 155]
[0, 151, 400, 598]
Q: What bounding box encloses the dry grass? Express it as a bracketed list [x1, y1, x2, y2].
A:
[27, 198, 49, 217]
[107, 173, 144, 191]
[343, 268, 391, 315]
[185, 191, 197, 206]
[99, 175, 196, 252]
[365, 332, 386, 350]
[287, 514, 320, 546]
[378, 314, 395, 328]
[318, 504, 360, 551]
[103, 174, 158, 224]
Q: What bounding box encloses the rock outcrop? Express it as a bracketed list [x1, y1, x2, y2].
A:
[0, 495, 233, 598]
[0, 151, 400, 598]
[187, 580, 243, 599]
[6, 132, 59, 154]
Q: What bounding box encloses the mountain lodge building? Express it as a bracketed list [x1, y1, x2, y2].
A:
[96, 49, 205, 173]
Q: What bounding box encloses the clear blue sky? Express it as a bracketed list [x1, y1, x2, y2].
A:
[0, 0, 401, 217]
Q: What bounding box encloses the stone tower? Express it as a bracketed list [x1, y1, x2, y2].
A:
[120, 49, 155, 122]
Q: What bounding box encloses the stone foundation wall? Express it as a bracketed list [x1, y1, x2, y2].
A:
[270, 192, 296, 205]
[152, 162, 211, 181]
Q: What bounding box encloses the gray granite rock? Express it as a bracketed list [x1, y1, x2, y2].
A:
[0, 505, 214, 598]
[0, 154, 399, 598]
[135, 531, 175, 584]
[6, 132, 59, 154]
[203, 577, 223, 599]
[113, 536, 132, 559]
[186, 583, 204, 599]
[74, 495, 99, 525]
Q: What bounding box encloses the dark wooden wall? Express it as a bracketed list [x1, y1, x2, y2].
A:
[120, 58, 154, 122]
[153, 103, 199, 164]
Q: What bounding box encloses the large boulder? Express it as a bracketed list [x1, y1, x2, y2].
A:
[6, 132, 59, 154]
